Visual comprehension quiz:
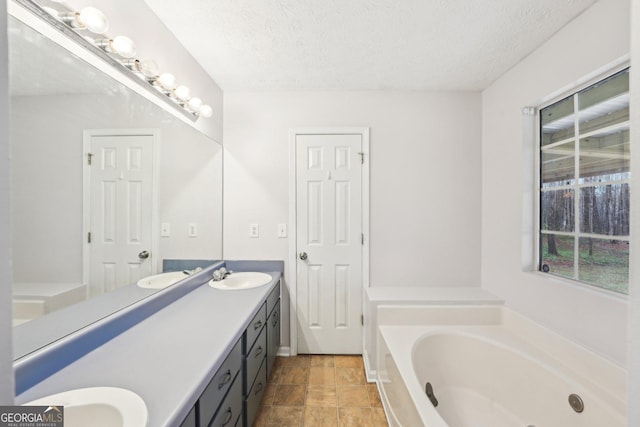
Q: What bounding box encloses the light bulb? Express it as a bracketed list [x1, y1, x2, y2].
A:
[138, 59, 159, 78]
[199, 105, 213, 118]
[77, 7, 109, 34]
[157, 73, 177, 90]
[187, 97, 203, 112]
[174, 85, 191, 102]
[110, 35, 136, 58]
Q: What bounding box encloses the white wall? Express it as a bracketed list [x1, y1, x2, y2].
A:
[0, 3, 15, 404]
[224, 90, 482, 349]
[481, 0, 630, 365]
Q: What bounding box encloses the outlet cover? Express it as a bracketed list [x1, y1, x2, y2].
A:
[249, 223, 259, 238]
[160, 223, 171, 237]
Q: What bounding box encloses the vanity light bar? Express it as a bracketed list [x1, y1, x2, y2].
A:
[21, 0, 214, 120]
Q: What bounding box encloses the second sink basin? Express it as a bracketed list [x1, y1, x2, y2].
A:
[137, 271, 188, 289]
[24, 386, 147, 427]
[209, 272, 272, 290]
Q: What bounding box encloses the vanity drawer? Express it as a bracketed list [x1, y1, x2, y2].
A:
[266, 300, 280, 380]
[266, 280, 280, 316]
[198, 339, 242, 426]
[209, 373, 242, 427]
[244, 325, 267, 393]
[244, 358, 267, 427]
[244, 303, 266, 353]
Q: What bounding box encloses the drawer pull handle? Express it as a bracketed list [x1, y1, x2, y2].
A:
[221, 408, 233, 426]
[272, 313, 279, 326]
[254, 382, 264, 396]
[217, 370, 232, 390]
[254, 320, 263, 330]
[254, 346, 263, 358]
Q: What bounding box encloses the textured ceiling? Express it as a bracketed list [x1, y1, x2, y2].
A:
[144, 0, 597, 91]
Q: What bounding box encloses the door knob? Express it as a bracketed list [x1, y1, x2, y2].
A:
[299, 252, 308, 260]
[138, 250, 150, 260]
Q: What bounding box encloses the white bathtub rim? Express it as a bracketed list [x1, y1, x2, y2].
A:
[379, 326, 448, 427]
[381, 325, 626, 427]
[377, 304, 626, 408]
[378, 307, 627, 426]
[410, 329, 624, 425]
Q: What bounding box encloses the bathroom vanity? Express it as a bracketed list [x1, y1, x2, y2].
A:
[14, 262, 282, 427]
[186, 281, 281, 427]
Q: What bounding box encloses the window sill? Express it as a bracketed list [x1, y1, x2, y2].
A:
[529, 270, 628, 301]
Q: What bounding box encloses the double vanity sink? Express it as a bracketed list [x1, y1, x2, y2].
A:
[208, 272, 273, 290]
[25, 387, 147, 427]
[16, 261, 283, 427]
[137, 271, 272, 291]
[137, 271, 191, 289]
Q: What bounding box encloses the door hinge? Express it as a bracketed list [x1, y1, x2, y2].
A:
[361, 314, 364, 326]
[358, 152, 364, 164]
[87, 232, 92, 243]
[361, 233, 364, 245]
[87, 152, 94, 165]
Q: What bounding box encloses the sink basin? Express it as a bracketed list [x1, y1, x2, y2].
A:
[209, 272, 272, 290]
[137, 271, 188, 289]
[24, 387, 147, 427]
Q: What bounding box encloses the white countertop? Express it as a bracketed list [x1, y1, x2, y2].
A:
[15, 272, 281, 427]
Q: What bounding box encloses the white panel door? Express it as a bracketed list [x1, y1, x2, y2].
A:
[88, 134, 154, 295]
[296, 133, 363, 354]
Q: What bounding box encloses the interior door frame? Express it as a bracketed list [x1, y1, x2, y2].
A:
[82, 129, 160, 291]
[288, 127, 370, 356]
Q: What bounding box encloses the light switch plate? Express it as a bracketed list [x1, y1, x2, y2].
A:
[277, 223, 287, 238]
[160, 222, 171, 237]
[249, 223, 259, 238]
[188, 223, 197, 237]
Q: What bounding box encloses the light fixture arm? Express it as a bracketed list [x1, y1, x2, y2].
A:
[13, 0, 213, 123]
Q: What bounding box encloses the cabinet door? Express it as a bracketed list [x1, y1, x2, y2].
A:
[267, 300, 280, 380]
[199, 340, 242, 426]
[266, 280, 280, 316]
[210, 374, 242, 427]
[245, 325, 267, 394]
[245, 303, 266, 353]
[244, 358, 267, 427]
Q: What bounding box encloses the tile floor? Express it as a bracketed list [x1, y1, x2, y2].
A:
[253, 355, 389, 427]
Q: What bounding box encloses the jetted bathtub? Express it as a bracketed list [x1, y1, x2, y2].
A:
[376, 306, 626, 426]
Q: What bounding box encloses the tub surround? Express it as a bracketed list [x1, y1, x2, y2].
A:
[14, 281, 158, 359]
[13, 282, 86, 325]
[14, 261, 282, 427]
[364, 287, 503, 381]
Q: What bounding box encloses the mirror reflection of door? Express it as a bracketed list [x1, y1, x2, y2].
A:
[83, 130, 156, 296]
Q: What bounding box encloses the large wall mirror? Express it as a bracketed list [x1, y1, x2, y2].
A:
[10, 4, 223, 359]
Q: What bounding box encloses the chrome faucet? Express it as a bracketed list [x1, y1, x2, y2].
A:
[182, 267, 203, 275]
[212, 267, 232, 281]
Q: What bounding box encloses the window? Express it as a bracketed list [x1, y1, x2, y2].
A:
[539, 68, 630, 293]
